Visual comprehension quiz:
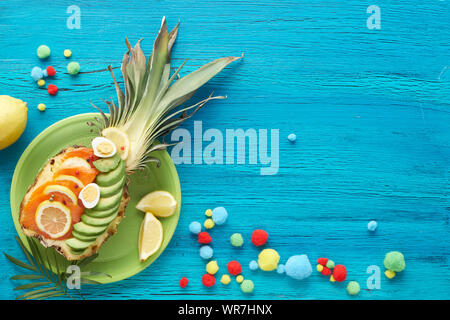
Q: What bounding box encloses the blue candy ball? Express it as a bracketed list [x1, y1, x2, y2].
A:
[368, 220, 377, 232]
[189, 221, 202, 234]
[277, 264, 285, 274]
[249, 260, 258, 271]
[285, 255, 312, 280]
[212, 207, 228, 225]
[287, 133, 297, 142]
[199, 245, 213, 259]
[31, 67, 44, 81]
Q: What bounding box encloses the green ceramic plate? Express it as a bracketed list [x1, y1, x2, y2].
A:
[10, 113, 181, 284]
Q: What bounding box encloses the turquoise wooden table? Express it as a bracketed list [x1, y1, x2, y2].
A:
[0, 0, 449, 300]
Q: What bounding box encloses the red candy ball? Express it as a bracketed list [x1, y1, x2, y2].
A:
[227, 260, 242, 276]
[179, 277, 189, 288]
[198, 232, 212, 244]
[317, 258, 328, 266]
[321, 266, 331, 276]
[251, 229, 268, 246]
[46, 66, 56, 76]
[202, 274, 215, 287]
[332, 265, 347, 282]
[47, 84, 58, 95]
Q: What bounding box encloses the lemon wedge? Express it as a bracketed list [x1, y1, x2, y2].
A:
[36, 200, 71, 238]
[102, 127, 130, 160]
[60, 157, 91, 170]
[54, 175, 85, 188]
[138, 212, 163, 262]
[44, 185, 77, 205]
[135, 191, 177, 217]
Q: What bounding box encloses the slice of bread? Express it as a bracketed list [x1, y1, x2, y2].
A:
[19, 146, 130, 261]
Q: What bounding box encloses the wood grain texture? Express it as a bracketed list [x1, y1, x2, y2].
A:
[0, 0, 449, 299]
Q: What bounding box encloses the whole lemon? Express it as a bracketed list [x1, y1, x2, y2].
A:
[0, 95, 28, 150]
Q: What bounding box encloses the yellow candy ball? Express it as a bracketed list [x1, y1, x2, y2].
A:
[204, 218, 214, 229]
[64, 49, 72, 58]
[37, 79, 45, 87]
[385, 270, 396, 279]
[257, 248, 280, 271]
[316, 264, 324, 272]
[37, 103, 46, 111]
[330, 275, 336, 282]
[236, 275, 244, 283]
[220, 274, 231, 285]
[205, 209, 213, 217]
[206, 261, 219, 275]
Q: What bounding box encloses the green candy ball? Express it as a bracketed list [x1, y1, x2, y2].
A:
[37, 45, 51, 59]
[67, 61, 81, 75]
[384, 251, 406, 272]
[346, 281, 360, 295]
[240, 279, 254, 293]
[326, 260, 335, 269]
[230, 233, 244, 247]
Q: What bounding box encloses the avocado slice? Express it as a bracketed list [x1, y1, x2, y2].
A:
[94, 190, 123, 211]
[65, 237, 95, 251]
[73, 222, 107, 236]
[100, 176, 126, 198]
[85, 203, 120, 218]
[93, 153, 121, 173]
[96, 160, 125, 186]
[72, 230, 98, 242]
[82, 212, 118, 227]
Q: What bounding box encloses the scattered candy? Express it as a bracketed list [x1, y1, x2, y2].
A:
[316, 264, 324, 272]
[276, 264, 285, 274]
[251, 229, 268, 246]
[346, 281, 360, 296]
[31, 67, 44, 81]
[230, 233, 244, 247]
[199, 245, 213, 260]
[321, 266, 331, 276]
[179, 277, 189, 288]
[37, 79, 45, 87]
[317, 257, 328, 266]
[236, 275, 244, 283]
[64, 49, 72, 58]
[285, 255, 312, 280]
[202, 273, 215, 287]
[37, 103, 46, 112]
[384, 251, 405, 273]
[220, 274, 231, 285]
[212, 207, 228, 225]
[189, 221, 202, 234]
[384, 269, 396, 279]
[37, 45, 50, 59]
[368, 220, 378, 232]
[287, 133, 297, 142]
[240, 279, 254, 293]
[258, 249, 280, 271]
[331, 264, 347, 282]
[205, 209, 212, 217]
[227, 260, 242, 276]
[198, 231, 212, 244]
[206, 261, 219, 275]
[249, 260, 258, 271]
[204, 218, 214, 229]
[326, 260, 335, 269]
[67, 61, 81, 75]
[47, 84, 58, 96]
[46, 66, 56, 77]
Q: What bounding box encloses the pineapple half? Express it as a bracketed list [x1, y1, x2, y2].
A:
[19, 17, 241, 260]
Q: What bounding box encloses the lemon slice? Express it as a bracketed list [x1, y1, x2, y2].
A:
[54, 175, 85, 188]
[36, 200, 71, 238]
[102, 127, 130, 160]
[138, 212, 163, 262]
[60, 157, 91, 170]
[135, 191, 177, 217]
[44, 185, 77, 205]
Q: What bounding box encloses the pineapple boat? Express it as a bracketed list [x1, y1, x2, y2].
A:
[19, 17, 240, 260]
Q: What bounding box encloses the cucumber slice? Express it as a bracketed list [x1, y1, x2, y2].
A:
[100, 176, 126, 197]
[85, 203, 120, 218]
[73, 222, 107, 236]
[65, 237, 95, 251]
[82, 212, 118, 227]
[96, 160, 125, 186]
